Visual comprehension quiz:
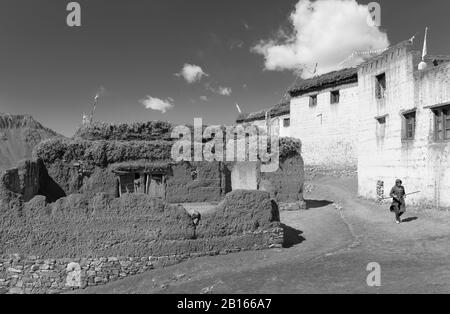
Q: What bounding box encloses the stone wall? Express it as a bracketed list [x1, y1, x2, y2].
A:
[357, 42, 450, 207]
[290, 83, 359, 167]
[0, 226, 283, 295]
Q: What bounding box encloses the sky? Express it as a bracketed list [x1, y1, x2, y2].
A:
[1, 0, 450, 137]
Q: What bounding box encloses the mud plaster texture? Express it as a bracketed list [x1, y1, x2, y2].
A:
[34, 138, 231, 203]
[0, 127, 300, 293]
[260, 155, 306, 205]
[166, 161, 229, 203]
[0, 190, 283, 294]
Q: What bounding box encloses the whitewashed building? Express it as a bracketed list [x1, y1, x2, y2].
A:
[236, 102, 290, 138]
[288, 68, 359, 167]
[357, 40, 450, 207]
[283, 39, 450, 207]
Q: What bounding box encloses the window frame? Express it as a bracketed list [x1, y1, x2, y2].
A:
[402, 111, 416, 141]
[309, 95, 318, 107]
[283, 118, 290, 128]
[433, 105, 450, 141]
[330, 90, 340, 104]
[375, 73, 386, 99]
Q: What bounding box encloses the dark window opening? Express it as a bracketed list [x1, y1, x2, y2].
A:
[433, 105, 450, 141]
[403, 111, 416, 140]
[376, 116, 386, 138]
[330, 91, 340, 104]
[309, 95, 318, 107]
[376, 73, 386, 99]
[283, 118, 290, 127]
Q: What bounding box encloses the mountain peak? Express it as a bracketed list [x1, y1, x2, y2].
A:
[0, 113, 61, 169]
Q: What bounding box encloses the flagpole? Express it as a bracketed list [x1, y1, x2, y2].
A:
[422, 27, 428, 61]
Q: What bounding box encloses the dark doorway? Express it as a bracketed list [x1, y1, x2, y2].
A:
[147, 174, 165, 199]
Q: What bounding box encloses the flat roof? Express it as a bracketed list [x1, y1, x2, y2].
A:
[288, 68, 358, 98]
[236, 102, 290, 123]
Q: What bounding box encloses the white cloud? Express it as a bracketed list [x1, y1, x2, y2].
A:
[175, 64, 208, 83]
[206, 83, 232, 96]
[217, 87, 232, 96]
[200, 96, 208, 101]
[140, 96, 174, 113]
[252, 0, 389, 78]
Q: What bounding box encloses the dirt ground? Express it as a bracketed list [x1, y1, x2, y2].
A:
[74, 174, 450, 294]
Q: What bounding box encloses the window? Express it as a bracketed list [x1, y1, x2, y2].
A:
[309, 95, 318, 107]
[403, 111, 416, 140]
[375, 73, 386, 99]
[433, 105, 450, 141]
[283, 118, 290, 128]
[376, 116, 386, 138]
[330, 90, 340, 104]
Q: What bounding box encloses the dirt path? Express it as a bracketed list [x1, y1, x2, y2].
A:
[75, 176, 450, 294]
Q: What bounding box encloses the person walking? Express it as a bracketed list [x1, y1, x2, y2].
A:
[390, 179, 406, 224]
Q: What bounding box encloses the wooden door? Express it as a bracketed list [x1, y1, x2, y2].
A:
[120, 173, 135, 194]
[147, 174, 165, 199]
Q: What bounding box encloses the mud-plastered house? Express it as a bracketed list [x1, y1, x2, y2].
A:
[27, 121, 305, 206]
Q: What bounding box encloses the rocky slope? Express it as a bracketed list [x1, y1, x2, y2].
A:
[0, 114, 61, 170]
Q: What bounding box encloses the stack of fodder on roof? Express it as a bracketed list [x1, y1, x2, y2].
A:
[74, 121, 175, 141]
[33, 138, 173, 167]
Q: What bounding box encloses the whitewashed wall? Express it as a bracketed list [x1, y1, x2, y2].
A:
[357, 43, 450, 207]
[290, 83, 359, 167]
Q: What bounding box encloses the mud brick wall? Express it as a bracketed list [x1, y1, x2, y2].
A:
[41, 161, 118, 199]
[0, 159, 40, 202]
[165, 161, 229, 203]
[0, 190, 283, 294]
[0, 194, 195, 258]
[260, 155, 305, 205]
[196, 190, 280, 237]
[41, 161, 229, 203]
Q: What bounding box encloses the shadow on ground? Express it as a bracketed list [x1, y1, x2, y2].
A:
[281, 223, 306, 248]
[305, 199, 334, 210]
[402, 217, 418, 223]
